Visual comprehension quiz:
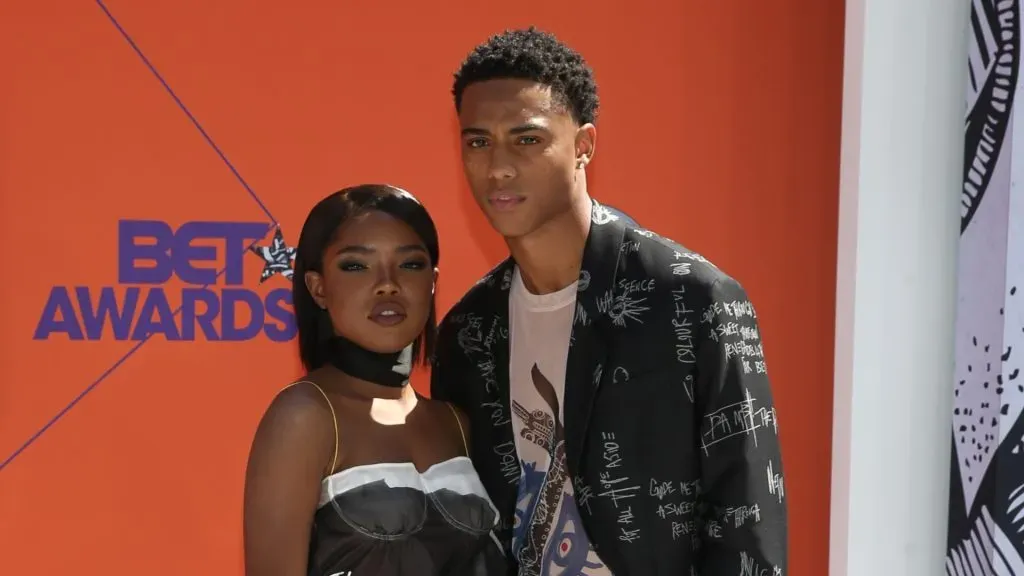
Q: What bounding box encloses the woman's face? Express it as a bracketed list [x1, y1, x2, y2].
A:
[304, 209, 436, 354]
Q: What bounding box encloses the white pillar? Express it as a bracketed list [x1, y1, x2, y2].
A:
[829, 1, 968, 575]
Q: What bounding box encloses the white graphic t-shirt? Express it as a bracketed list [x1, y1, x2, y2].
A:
[508, 267, 612, 575]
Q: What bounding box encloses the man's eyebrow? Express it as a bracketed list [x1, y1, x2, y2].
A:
[460, 122, 549, 137]
[509, 123, 548, 134]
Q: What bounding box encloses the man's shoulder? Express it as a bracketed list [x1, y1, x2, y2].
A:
[438, 260, 512, 333]
[622, 224, 741, 300]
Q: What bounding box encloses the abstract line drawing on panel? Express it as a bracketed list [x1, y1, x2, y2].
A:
[962, 0, 1019, 233]
[947, 412, 1024, 575]
[947, 1, 1024, 573]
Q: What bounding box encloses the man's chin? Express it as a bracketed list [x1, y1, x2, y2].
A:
[485, 214, 535, 240]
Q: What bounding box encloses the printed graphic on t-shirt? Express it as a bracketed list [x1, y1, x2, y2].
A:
[511, 364, 609, 575]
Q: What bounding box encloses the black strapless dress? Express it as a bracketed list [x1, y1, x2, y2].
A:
[307, 456, 507, 576]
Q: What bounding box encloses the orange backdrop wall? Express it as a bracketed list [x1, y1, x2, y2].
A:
[0, 1, 845, 574]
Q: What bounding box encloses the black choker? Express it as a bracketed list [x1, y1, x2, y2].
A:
[329, 335, 412, 388]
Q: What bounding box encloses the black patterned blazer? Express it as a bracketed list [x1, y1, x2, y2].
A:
[431, 200, 787, 575]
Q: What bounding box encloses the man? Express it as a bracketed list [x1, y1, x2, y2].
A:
[431, 27, 787, 576]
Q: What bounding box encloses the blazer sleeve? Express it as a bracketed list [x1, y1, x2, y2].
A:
[430, 314, 521, 576]
[693, 276, 788, 574]
[430, 314, 462, 405]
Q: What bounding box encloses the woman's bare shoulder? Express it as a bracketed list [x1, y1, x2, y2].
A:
[254, 378, 336, 448]
[418, 395, 472, 445]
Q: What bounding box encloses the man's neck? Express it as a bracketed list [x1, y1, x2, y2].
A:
[507, 193, 592, 295]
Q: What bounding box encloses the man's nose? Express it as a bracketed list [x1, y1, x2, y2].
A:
[487, 146, 517, 182]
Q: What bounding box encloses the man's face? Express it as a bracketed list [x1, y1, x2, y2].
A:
[457, 79, 591, 240]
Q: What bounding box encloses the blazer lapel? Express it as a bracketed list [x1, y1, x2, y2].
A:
[563, 201, 627, 475]
[481, 201, 628, 480]
[478, 260, 521, 491]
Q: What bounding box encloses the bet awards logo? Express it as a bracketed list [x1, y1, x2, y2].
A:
[34, 219, 298, 342]
[250, 226, 297, 284]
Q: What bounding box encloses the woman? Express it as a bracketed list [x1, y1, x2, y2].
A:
[243, 184, 506, 576]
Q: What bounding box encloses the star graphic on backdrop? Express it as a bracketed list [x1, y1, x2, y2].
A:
[249, 226, 296, 284]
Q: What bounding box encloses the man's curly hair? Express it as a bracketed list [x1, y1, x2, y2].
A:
[452, 27, 599, 126]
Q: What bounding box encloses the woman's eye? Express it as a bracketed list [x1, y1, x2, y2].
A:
[402, 260, 427, 270]
[339, 261, 367, 272]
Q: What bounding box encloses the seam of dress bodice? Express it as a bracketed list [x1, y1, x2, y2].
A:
[317, 456, 499, 539]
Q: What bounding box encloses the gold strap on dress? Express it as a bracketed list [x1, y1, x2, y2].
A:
[447, 403, 469, 456]
[282, 380, 339, 476]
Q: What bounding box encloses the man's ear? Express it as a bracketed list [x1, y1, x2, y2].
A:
[575, 123, 597, 169]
